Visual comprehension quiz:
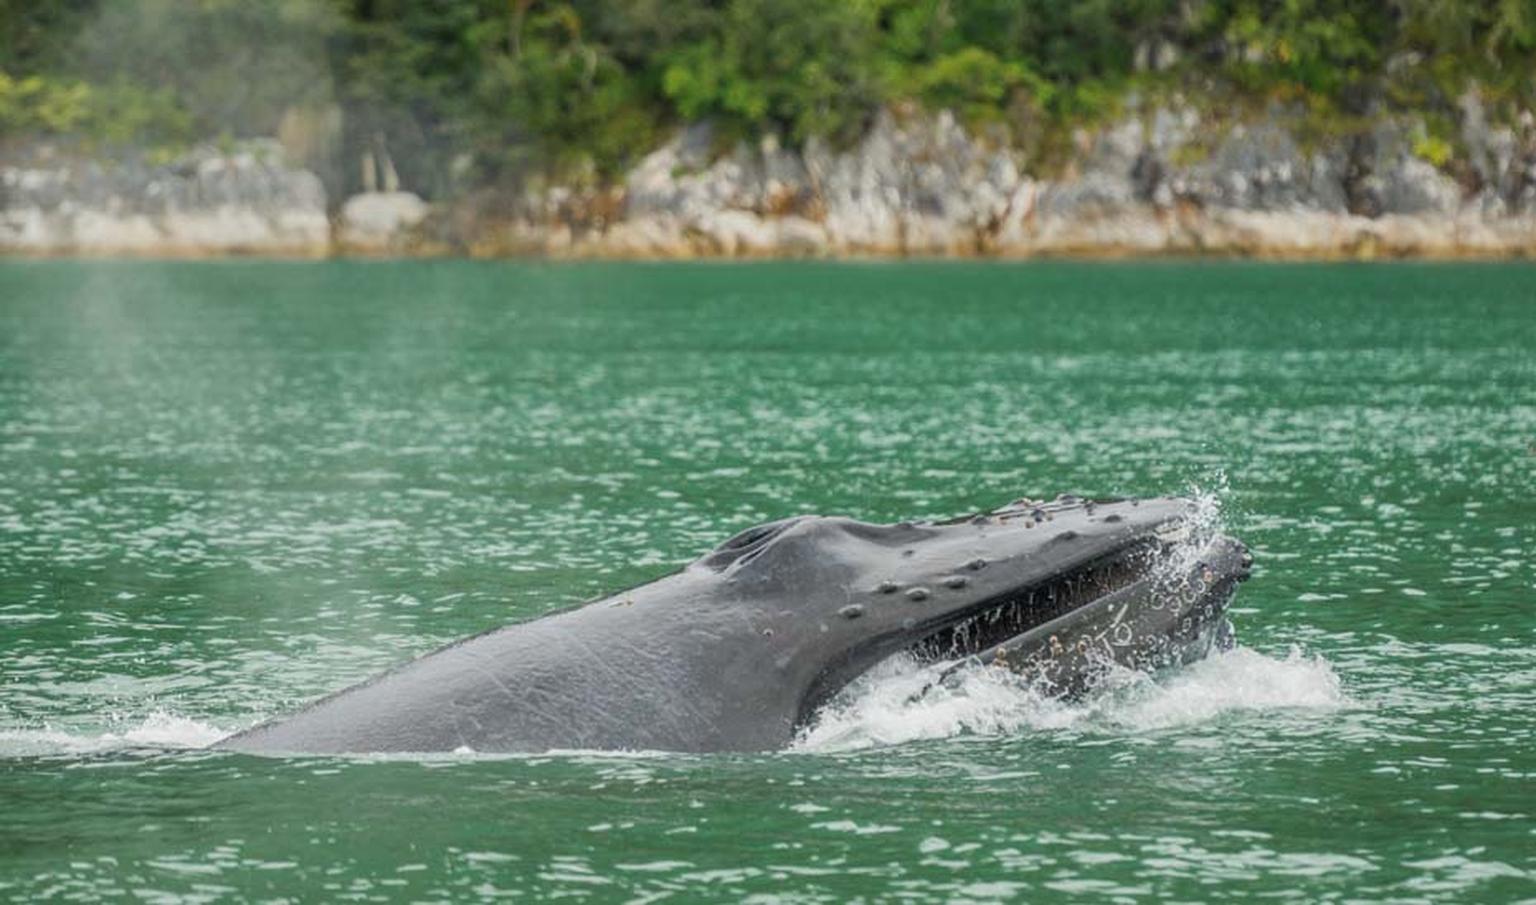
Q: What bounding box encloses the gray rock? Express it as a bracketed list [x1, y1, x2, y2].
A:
[1191, 122, 1348, 212]
[1351, 123, 1462, 216]
[620, 109, 1030, 255]
[8, 103, 1536, 259]
[1, 141, 328, 254]
[338, 191, 429, 250]
[602, 104, 1530, 256]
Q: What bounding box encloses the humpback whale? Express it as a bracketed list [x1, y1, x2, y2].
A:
[217, 494, 1251, 755]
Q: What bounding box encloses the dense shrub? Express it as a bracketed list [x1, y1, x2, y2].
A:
[2, 0, 1532, 192]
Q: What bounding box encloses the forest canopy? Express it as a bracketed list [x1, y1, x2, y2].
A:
[2, 0, 1533, 197]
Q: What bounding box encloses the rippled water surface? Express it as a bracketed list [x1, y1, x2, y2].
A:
[2, 261, 1533, 901]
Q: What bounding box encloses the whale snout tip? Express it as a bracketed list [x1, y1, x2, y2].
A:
[1198, 534, 1253, 584]
[1234, 540, 1255, 582]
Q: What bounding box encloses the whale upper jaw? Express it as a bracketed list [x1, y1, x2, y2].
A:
[735, 494, 1251, 723]
[921, 530, 1251, 699]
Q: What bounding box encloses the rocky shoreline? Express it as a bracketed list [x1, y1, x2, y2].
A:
[5, 99, 1534, 260]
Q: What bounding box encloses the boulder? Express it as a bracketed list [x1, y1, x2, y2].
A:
[0, 141, 329, 255]
[337, 191, 430, 251]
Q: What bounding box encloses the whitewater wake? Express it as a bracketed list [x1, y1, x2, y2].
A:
[0, 711, 227, 757]
[793, 645, 1346, 753]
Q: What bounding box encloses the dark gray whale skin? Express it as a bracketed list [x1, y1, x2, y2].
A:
[216, 495, 1250, 755]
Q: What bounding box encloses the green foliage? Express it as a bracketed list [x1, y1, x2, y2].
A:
[1198, 0, 1392, 102]
[0, 73, 88, 133]
[660, 0, 882, 143]
[0, 70, 191, 147]
[472, 4, 663, 183]
[3, 0, 1534, 192]
[1413, 133, 1454, 167]
[912, 48, 1048, 126]
[0, 0, 98, 74]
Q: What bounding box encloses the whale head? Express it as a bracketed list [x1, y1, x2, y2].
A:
[691, 494, 1249, 731]
[217, 493, 1251, 755]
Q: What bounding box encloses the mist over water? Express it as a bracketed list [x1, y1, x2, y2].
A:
[2, 261, 1533, 901]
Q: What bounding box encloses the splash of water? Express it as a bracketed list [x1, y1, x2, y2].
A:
[1149, 470, 1229, 583]
[796, 474, 1342, 753]
[793, 646, 1345, 753]
[0, 711, 227, 757]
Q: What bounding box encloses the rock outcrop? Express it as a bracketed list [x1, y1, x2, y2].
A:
[4, 98, 1535, 258]
[337, 191, 429, 253]
[0, 140, 329, 255]
[480, 100, 1536, 258]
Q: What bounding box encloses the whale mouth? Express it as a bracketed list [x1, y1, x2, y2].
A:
[794, 534, 1180, 726]
[902, 539, 1161, 665]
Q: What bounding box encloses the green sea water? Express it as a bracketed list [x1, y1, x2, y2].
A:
[1, 260, 1532, 902]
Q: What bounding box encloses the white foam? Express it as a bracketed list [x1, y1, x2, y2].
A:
[796, 472, 1336, 753]
[793, 646, 1346, 753]
[0, 711, 227, 757]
